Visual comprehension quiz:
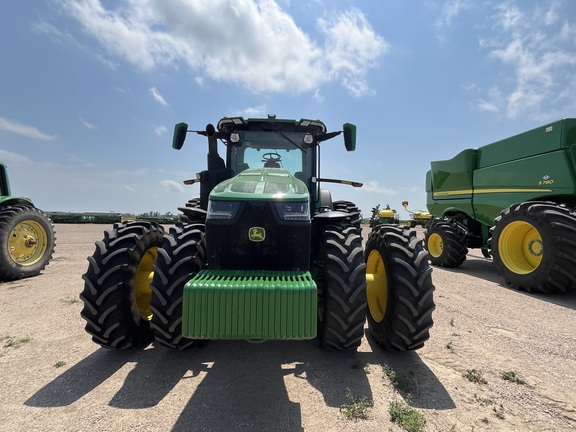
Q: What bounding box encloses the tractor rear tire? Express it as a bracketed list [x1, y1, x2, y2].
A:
[489, 201, 576, 293]
[365, 225, 435, 351]
[178, 197, 205, 223]
[332, 200, 362, 230]
[150, 223, 206, 349]
[0, 205, 55, 281]
[80, 221, 164, 349]
[316, 223, 367, 351]
[425, 220, 468, 268]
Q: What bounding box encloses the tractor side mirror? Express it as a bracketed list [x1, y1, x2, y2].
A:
[172, 122, 189, 150]
[343, 123, 356, 152]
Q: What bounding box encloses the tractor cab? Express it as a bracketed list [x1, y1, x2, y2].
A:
[173, 115, 357, 215]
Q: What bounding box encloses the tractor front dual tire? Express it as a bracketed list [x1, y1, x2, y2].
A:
[80, 221, 164, 349]
[150, 223, 206, 350]
[365, 225, 435, 351]
[425, 220, 468, 268]
[0, 205, 55, 281]
[490, 201, 576, 293]
[317, 223, 367, 351]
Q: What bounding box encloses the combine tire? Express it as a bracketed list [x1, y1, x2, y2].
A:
[150, 223, 206, 349]
[0, 205, 55, 281]
[332, 200, 362, 230]
[316, 223, 367, 351]
[425, 220, 467, 267]
[80, 221, 164, 349]
[365, 225, 435, 351]
[490, 201, 576, 293]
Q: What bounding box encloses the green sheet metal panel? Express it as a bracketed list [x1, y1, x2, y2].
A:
[427, 149, 477, 218]
[477, 119, 566, 169]
[472, 151, 576, 225]
[182, 270, 317, 340]
[430, 148, 477, 199]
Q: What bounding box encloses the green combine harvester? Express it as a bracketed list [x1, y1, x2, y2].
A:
[80, 115, 435, 351]
[425, 118, 576, 293]
[0, 161, 55, 281]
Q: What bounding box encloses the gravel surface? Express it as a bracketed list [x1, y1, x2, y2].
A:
[0, 223, 575, 431]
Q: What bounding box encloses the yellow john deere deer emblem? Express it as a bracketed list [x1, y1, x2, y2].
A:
[249, 227, 266, 242]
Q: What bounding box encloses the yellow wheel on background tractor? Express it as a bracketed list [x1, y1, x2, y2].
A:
[366, 248, 388, 323]
[497, 221, 542, 274]
[0, 205, 55, 281]
[9, 220, 48, 266]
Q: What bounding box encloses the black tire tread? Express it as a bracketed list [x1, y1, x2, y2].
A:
[365, 225, 435, 351]
[425, 220, 468, 268]
[80, 221, 164, 349]
[317, 224, 367, 351]
[332, 200, 362, 230]
[149, 223, 206, 349]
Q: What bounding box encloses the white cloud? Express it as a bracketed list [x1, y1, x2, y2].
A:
[154, 125, 168, 135]
[51, 0, 387, 96]
[319, 10, 388, 96]
[436, 0, 474, 27]
[361, 180, 397, 196]
[241, 105, 268, 118]
[476, 1, 576, 119]
[150, 86, 169, 106]
[160, 179, 184, 192]
[0, 116, 56, 141]
[0, 149, 34, 166]
[79, 115, 96, 129]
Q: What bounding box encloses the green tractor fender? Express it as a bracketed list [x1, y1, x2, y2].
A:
[0, 195, 35, 208]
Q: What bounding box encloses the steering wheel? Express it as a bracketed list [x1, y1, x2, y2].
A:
[262, 152, 282, 163]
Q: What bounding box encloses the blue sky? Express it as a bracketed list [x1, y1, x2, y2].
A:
[1, 0, 575, 218]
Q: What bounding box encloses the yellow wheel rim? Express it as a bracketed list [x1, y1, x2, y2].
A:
[8, 220, 48, 266]
[427, 232, 443, 258]
[498, 221, 542, 274]
[366, 249, 388, 323]
[134, 246, 158, 320]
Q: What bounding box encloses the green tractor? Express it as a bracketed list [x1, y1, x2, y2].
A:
[425, 118, 576, 293]
[80, 115, 435, 352]
[369, 204, 399, 227]
[0, 161, 55, 281]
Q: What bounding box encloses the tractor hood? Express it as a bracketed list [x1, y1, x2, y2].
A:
[209, 168, 309, 202]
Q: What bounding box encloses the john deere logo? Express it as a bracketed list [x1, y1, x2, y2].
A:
[249, 227, 266, 242]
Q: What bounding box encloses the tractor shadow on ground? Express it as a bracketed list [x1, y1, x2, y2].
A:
[432, 253, 576, 310]
[25, 336, 454, 430]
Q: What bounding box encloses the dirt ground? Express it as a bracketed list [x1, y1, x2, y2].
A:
[0, 223, 575, 432]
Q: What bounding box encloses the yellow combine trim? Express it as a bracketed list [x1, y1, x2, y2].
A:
[434, 188, 552, 197]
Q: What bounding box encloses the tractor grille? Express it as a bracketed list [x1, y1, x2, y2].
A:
[206, 202, 310, 270]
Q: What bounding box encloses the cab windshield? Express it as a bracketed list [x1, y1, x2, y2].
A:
[228, 130, 314, 181]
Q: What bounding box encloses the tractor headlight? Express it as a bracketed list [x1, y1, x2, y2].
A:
[275, 202, 309, 221]
[207, 200, 242, 220]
